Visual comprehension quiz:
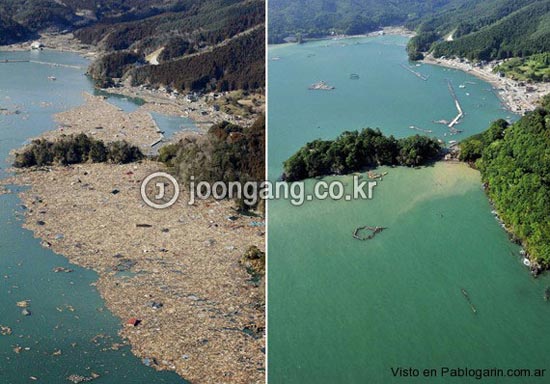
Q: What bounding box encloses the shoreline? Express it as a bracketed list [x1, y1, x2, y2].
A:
[0, 33, 264, 133]
[421, 55, 550, 114]
[100, 85, 264, 132]
[269, 26, 415, 49]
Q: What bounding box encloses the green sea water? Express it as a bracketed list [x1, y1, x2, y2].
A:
[0, 51, 186, 383]
[268, 36, 550, 383]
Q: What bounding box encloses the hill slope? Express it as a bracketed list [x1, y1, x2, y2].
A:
[408, 0, 550, 61]
[268, 0, 465, 43]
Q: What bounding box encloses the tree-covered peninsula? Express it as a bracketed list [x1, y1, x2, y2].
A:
[459, 95, 550, 266]
[282, 128, 442, 182]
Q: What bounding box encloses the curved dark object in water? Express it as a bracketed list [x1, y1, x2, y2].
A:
[353, 226, 387, 241]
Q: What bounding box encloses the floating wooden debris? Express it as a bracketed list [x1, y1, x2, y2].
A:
[308, 80, 335, 91]
[461, 288, 477, 314]
[16, 300, 30, 308]
[126, 317, 141, 327]
[367, 171, 388, 180]
[353, 226, 387, 241]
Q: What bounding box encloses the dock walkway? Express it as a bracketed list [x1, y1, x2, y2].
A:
[400, 64, 429, 81]
[447, 80, 464, 128]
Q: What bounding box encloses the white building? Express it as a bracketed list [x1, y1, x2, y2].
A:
[31, 41, 44, 50]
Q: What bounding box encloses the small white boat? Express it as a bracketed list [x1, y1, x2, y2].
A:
[523, 258, 531, 267]
[459, 84, 466, 88]
[48, 76, 56, 81]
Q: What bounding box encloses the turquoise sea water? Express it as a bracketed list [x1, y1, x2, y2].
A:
[0, 50, 186, 383]
[268, 35, 513, 178]
[150, 112, 200, 140]
[268, 36, 550, 383]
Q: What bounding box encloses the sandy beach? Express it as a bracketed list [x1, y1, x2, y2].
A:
[422, 54, 550, 113]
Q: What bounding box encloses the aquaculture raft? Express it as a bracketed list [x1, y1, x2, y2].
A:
[353, 226, 387, 241]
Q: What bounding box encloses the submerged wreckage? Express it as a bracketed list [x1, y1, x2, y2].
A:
[353, 226, 387, 241]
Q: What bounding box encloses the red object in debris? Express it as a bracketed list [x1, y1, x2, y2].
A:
[126, 317, 141, 326]
[126, 171, 134, 176]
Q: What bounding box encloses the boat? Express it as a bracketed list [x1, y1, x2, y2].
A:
[350, 73, 360, 79]
[523, 258, 531, 267]
[544, 287, 550, 301]
[459, 84, 466, 89]
[48, 76, 56, 81]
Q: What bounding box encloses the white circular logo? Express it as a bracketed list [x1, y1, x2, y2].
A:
[140, 172, 180, 209]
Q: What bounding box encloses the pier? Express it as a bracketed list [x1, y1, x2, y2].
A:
[0, 59, 30, 63]
[0, 59, 84, 70]
[409, 125, 432, 134]
[29, 60, 85, 70]
[447, 80, 464, 128]
[399, 63, 429, 81]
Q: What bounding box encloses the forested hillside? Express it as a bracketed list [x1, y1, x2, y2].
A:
[0, 0, 265, 93]
[129, 26, 265, 92]
[0, 13, 30, 44]
[282, 129, 442, 181]
[0, 0, 182, 37]
[407, 0, 550, 61]
[268, 0, 462, 44]
[459, 96, 550, 265]
[83, 0, 265, 91]
[158, 116, 265, 209]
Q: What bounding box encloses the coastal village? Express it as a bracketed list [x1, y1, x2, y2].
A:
[423, 54, 550, 114]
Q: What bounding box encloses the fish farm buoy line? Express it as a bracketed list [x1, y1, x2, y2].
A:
[353, 226, 387, 241]
[461, 288, 477, 314]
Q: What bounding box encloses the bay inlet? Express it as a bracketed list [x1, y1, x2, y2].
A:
[268, 35, 550, 383]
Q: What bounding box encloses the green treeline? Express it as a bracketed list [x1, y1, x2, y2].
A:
[13, 133, 143, 168]
[0, 0, 188, 43]
[493, 53, 550, 82]
[282, 129, 442, 182]
[406, 31, 438, 60]
[79, 0, 265, 91]
[459, 97, 550, 264]
[268, 0, 456, 44]
[408, 0, 550, 61]
[158, 116, 265, 209]
[88, 51, 143, 87]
